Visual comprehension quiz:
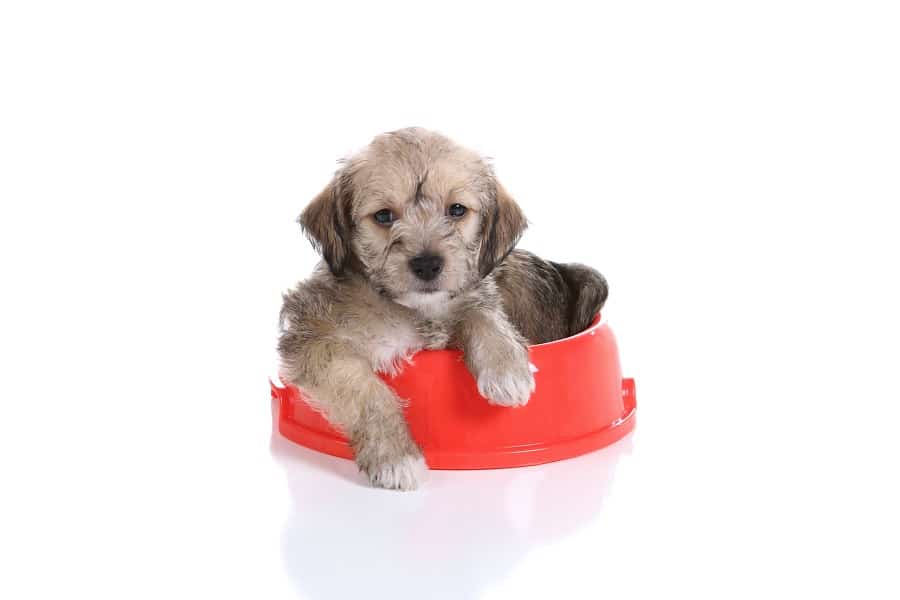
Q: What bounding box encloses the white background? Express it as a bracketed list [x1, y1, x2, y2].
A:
[1, 1, 898, 598]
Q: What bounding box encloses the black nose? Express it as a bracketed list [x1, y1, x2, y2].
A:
[408, 253, 444, 281]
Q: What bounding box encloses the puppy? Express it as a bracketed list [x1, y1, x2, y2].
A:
[278, 128, 608, 490]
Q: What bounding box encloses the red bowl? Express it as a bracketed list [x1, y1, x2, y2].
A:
[271, 315, 635, 469]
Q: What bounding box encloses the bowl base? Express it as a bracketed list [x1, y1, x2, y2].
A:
[271, 378, 636, 470]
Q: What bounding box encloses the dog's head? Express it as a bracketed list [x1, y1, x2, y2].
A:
[299, 128, 527, 304]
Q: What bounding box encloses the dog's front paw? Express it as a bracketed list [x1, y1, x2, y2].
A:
[477, 362, 536, 408]
[351, 413, 427, 491]
[366, 454, 428, 491]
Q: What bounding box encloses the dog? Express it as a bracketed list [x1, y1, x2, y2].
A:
[278, 128, 608, 490]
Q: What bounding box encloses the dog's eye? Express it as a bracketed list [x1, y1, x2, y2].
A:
[373, 209, 395, 225]
[448, 203, 467, 218]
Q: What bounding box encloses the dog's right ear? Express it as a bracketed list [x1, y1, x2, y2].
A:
[299, 177, 352, 275]
[478, 182, 528, 277]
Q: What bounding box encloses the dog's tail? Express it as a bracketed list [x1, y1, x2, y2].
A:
[552, 262, 609, 336]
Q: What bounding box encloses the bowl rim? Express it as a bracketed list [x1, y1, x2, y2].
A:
[527, 312, 604, 349]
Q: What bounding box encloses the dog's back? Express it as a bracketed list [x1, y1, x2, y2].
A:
[493, 250, 608, 345]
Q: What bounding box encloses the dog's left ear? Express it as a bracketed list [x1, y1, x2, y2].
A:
[298, 176, 353, 275]
[478, 182, 528, 277]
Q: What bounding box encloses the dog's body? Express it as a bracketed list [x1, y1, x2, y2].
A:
[278, 128, 608, 490]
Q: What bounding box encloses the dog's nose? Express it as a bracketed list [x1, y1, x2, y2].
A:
[409, 253, 444, 281]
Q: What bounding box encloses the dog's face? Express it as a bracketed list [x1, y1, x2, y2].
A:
[300, 128, 527, 303]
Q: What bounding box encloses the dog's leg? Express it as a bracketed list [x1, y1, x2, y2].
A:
[282, 344, 426, 490]
[455, 304, 535, 408]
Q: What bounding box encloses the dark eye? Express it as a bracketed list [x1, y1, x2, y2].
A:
[373, 209, 395, 225]
[448, 203, 467, 218]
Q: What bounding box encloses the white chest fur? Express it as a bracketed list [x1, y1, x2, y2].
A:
[368, 321, 424, 376]
[394, 291, 453, 320]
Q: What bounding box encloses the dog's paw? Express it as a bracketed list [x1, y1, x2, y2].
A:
[351, 416, 427, 491]
[477, 364, 536, 408]
[367, 454, 428, 491]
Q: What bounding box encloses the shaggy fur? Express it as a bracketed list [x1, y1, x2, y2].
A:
[278, 128, 608, 490]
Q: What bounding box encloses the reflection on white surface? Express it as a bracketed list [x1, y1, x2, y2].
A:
[270, 405, 633, 600]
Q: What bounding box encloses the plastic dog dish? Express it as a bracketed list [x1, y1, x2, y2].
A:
[271, 315, 635, 469]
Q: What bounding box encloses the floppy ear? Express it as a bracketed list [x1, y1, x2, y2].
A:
[478, 182, 528, 277]
[298, 177, 352, 275]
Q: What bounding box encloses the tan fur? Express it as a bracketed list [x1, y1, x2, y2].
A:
[279, 128, 608, 490]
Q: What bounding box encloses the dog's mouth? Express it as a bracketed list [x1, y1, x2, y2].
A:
[410, 280, 442, 294]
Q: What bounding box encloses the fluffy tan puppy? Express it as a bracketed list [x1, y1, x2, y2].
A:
[279, 128, 608, 490]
